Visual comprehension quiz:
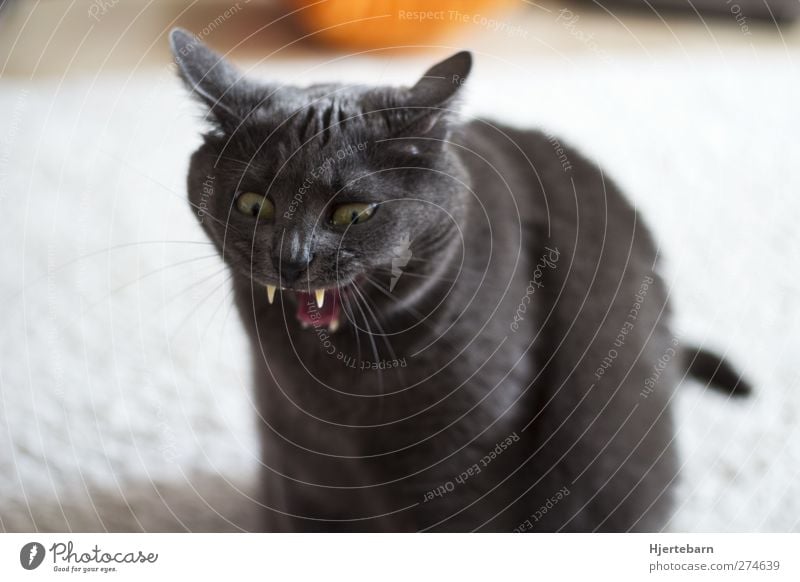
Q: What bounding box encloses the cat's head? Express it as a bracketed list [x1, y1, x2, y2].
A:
[170, 29, 471, 332]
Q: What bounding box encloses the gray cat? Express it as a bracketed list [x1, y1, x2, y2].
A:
[170, 29, 749, 532]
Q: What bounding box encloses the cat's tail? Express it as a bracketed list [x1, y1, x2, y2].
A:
[681, 346, 752, 397]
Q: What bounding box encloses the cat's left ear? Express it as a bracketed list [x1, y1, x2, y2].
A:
[389, 51, 472, 137]
[169, 28, 252, 130]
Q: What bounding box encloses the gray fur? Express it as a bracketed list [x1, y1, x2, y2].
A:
[171, 28, 682, 532]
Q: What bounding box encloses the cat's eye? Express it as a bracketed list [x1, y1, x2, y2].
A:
[331, 203, 376, 226]
[235, 191, 274, 220]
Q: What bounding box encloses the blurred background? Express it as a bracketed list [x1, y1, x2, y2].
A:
[1, 0, 799, 78]
[1, 1, 799, 532]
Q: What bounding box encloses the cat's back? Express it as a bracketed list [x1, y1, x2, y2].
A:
[459, 118, 663, 298]
[457, 120, 679, 531]
[459, 117, 673, 385]
[459, 119, 650, 250]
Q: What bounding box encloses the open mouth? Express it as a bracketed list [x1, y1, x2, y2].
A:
[265, 284, 346, 332]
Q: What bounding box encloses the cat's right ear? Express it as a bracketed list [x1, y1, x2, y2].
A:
[384, 51, 472, 140]
[408, 51, 472, 111]
[169, 28, 245, 128]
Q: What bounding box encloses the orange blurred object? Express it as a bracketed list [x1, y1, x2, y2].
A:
[289, 0, 519, 50]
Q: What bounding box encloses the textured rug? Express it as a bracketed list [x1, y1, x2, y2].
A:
[1, 48, 798, 532]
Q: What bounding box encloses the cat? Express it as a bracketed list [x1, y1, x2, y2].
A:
[169, 28, 749, 532]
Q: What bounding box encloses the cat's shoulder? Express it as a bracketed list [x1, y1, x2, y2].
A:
[459, 118, 594, 173]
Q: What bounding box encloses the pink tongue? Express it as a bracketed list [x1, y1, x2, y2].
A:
[296, 289, 340, 327]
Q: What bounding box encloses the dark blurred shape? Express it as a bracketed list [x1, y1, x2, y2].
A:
[601, 0, 799, 22]
[684, 346, 753, 397]
[0, 0, 19, 21]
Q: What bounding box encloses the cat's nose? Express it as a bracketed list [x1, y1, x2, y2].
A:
[273, 229, 312, 285]
[273, 257, 310, 285]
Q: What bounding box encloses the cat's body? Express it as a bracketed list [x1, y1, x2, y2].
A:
[171, 29, 743, 532]
[233, 120, 676, 532]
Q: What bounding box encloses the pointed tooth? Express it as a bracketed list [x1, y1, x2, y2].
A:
[315, 289, 325, 309]
[266, 284, 276, 304]
[328, 317, 339, 333]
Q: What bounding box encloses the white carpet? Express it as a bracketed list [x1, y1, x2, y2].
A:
[1, 49, 798, 532]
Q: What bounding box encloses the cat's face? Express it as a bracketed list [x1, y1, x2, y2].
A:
[171, 29, 471, 331]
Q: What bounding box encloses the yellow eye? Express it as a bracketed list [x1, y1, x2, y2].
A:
[331, 203, 376, 226]
[235, 192, 274, 220]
